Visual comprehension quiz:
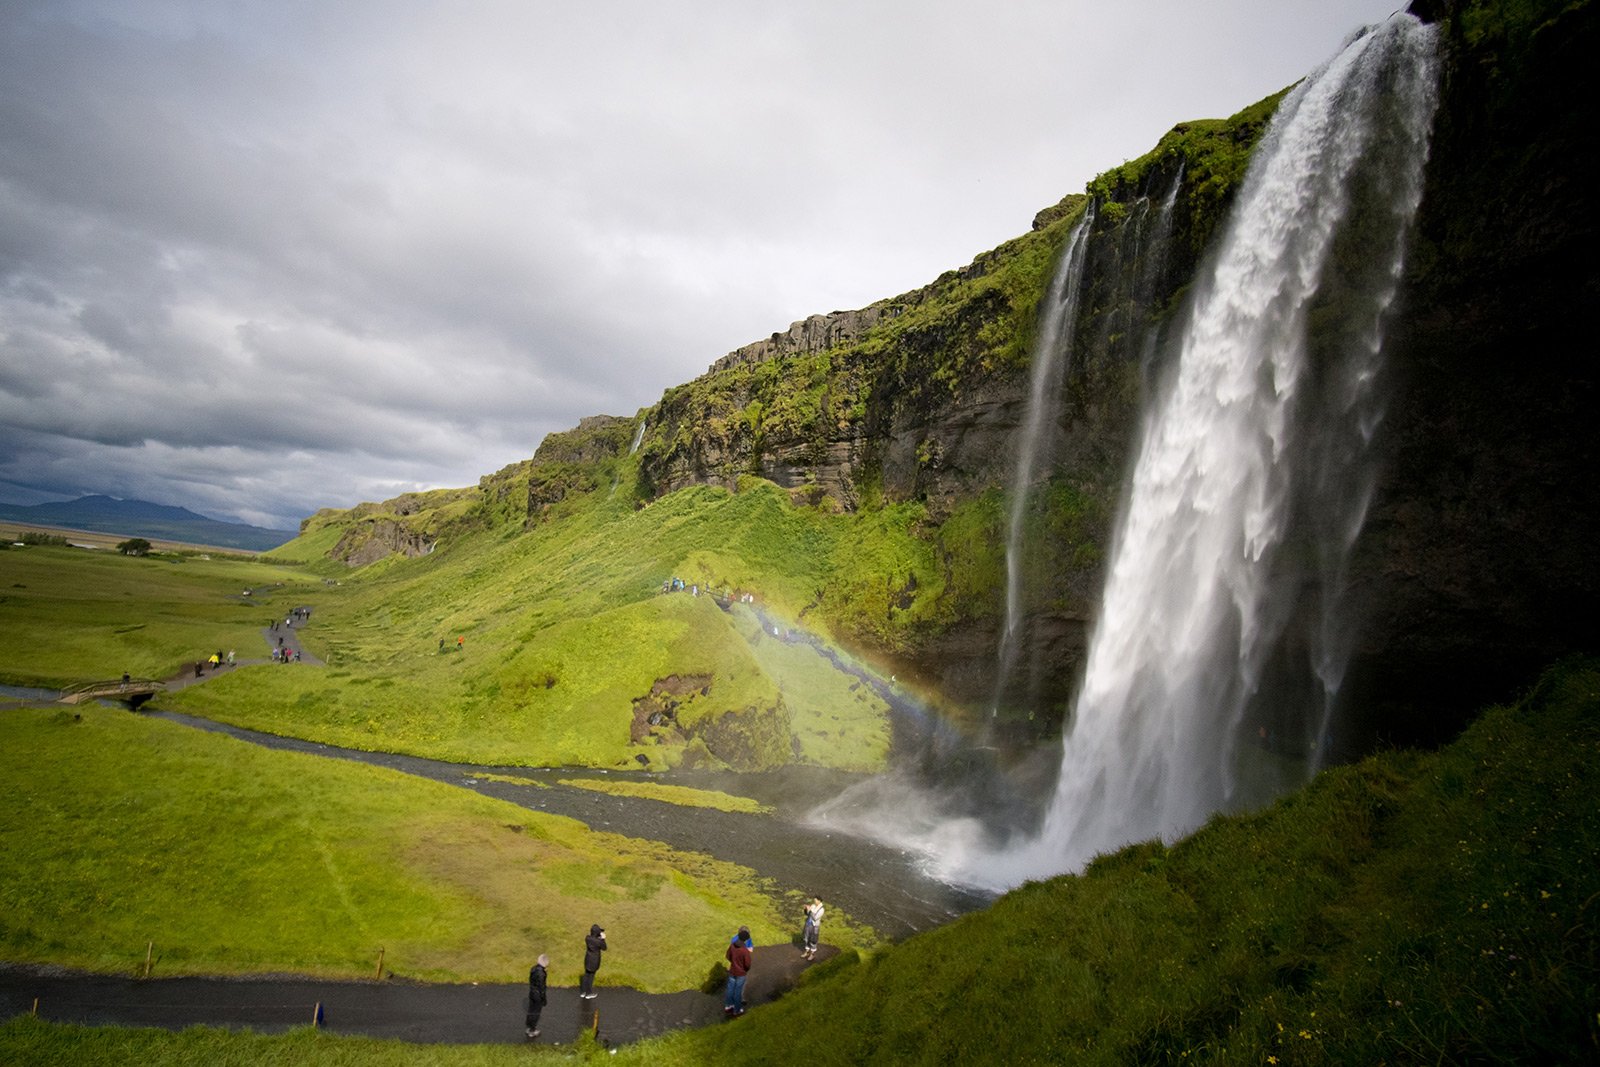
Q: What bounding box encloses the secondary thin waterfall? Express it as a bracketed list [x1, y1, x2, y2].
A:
[992, 206, 1095, 717]
[967, 14, 1441, 887]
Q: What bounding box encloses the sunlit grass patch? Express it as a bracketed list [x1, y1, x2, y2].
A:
[469, 772, 550, 788]
[555, 778, 772, 814]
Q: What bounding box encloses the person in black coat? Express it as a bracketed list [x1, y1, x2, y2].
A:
[579, 924, 606, 998]
[525, 954, 548, 1038]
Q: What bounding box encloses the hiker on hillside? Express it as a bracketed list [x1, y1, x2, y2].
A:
[579, 924, 605, 999]
[525, 953, 549, 1038]
[803, 897, 825, 960]
[725, 926, 753, 1015]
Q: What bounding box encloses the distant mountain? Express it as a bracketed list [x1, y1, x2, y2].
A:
[0, 495, 295, 552]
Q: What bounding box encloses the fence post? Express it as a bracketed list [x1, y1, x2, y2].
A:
[313, 1001, 324, 1028]
[375, 947, 385, 979]
[143, 941, 153, 979]
[31, 997, 38, 1016]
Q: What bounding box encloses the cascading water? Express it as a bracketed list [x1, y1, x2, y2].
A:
[629, 418, 647, 455]
[991, 206, 1095, 718]
[1129, 167, 1183, 376]
[963, 13, 1441, 888]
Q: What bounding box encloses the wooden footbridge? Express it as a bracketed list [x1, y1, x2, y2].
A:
[59, 678, 165, 708]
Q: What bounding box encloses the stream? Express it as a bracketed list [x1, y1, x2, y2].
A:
[150, 711, 994, 941]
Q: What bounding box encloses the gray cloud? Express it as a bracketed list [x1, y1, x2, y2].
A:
[0, 0, 1403, 530]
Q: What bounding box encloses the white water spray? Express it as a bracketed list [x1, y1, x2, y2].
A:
[961, 15, 1442, 888]
[629, 418, 647, 456]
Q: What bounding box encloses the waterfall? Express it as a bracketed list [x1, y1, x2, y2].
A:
[991, 206, 1095, 718]
[966, 14, 1441, 887]
[1130, 167, 1183, 377]
[629, 418, 647, 456]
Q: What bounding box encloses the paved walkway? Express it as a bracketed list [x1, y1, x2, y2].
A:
[0, 944, 836, 1045]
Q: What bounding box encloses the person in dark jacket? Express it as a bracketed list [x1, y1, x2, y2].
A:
[724, 926, 753, 1015]
[580, 924, 606, 998]
[525, 953, 548, 1038]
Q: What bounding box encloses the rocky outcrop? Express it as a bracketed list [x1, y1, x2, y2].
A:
[709, 304, 910, 375]
[524, 415, 637, 521]
[330, 518, 436, 566]
[532, 415, 634, 465]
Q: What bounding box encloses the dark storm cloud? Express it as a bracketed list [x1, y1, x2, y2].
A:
[0, 0, 1403, 529]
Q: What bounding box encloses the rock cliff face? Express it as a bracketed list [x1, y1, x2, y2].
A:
[631, 0, 1600, 743]
[634, 101, 1272, 713]
[1342, 0, 1600, 747]
[331, 518, 437, 566]
[524, 415, 636, 521]
[709, 304, 909, 375]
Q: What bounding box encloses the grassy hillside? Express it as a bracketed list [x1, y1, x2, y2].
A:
[167, 475, 918, 770]
[5, 659, 1595, 1062]
[609, 658, 1600, 1063]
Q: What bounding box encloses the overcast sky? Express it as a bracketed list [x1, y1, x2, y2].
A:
[0, 0, 1406, 531]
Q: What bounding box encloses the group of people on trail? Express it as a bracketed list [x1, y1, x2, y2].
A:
[659, 576, 761, 604]
[522, 898, 824, 1038]
[193, 649, 236, 677]
[721, 895, 824, 1017]
[188, 609, 312, 678]
[524, 924, 606, 1039]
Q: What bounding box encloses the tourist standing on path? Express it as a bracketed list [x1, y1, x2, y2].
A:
[580, 924, 605, 998]
[525, 953, 548, 1038]
[724, 926, 752, 1016]
[803, 897, 824, 960]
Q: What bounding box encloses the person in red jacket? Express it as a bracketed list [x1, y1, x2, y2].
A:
[724, 926, 753, 1016]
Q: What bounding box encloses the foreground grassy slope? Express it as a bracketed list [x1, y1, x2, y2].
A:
[611, 659, 1600, 1063]
[0, 704, 814, 990]
[5, 660, 1595, 1063]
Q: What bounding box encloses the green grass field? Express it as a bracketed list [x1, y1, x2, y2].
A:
[0, 545, 322, 687]
[0, 703, 816, 990]
[7, 660, 1596, 1063]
